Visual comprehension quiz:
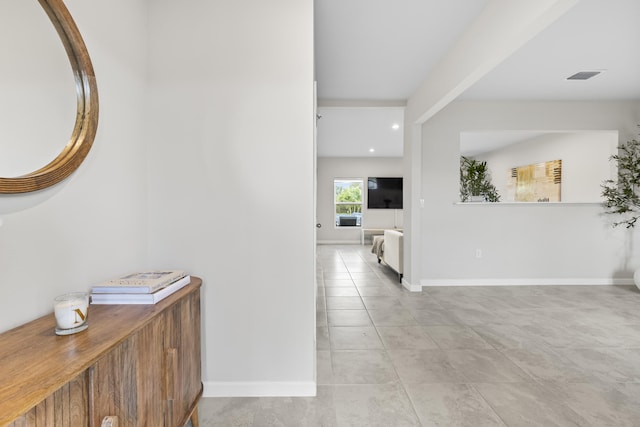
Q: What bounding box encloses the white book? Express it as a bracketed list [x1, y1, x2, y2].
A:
[90, 275, 191, 304]
[91, 270, 187, 294]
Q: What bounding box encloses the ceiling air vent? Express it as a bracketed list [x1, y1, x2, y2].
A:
[566, 71, 601, 80]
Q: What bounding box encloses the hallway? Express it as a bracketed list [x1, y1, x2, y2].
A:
[198, 244, 640, 426]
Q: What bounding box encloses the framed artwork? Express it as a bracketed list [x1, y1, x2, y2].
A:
[506, 159, 562, 202]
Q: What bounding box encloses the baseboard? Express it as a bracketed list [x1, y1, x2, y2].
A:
[203, 381, 317, 397]
[420, 278, 635, 287]
[401, 277, 422, 292]
[317, 240, 361, 245]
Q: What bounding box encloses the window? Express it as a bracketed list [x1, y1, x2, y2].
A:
[334, 179, 363, 227]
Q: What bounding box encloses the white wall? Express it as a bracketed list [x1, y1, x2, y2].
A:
[0, 0, 149, 332]
[0, 0, 315, 398]
[146, 0, 316, 396]
[317, 157, 403, 243]
[417, 100, 640, 286]
[475, 131, 617, 203]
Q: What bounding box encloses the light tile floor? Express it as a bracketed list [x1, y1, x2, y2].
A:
[198, 244, 640, 426]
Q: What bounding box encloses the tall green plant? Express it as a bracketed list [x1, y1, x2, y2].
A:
[460, 156, 501, 202]
[602, 132, 640, 228]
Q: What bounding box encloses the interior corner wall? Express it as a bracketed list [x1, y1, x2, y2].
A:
[419, 100, 640, 286]
[317, 157, 404, 244]
[145, 0, 316, 396]
[0, 0, 149, 333]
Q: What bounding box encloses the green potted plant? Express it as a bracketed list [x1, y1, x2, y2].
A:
[602, 128, 640, 289]
[460, 156, 501, 202]
[601, 131, 640, 228]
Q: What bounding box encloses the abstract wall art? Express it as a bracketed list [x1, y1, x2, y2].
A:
[506, 159, 562, 202]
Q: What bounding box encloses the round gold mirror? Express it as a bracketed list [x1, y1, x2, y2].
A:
[0, 0, 98, 194]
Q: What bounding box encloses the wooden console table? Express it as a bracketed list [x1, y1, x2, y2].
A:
[0, 277, 203, 427]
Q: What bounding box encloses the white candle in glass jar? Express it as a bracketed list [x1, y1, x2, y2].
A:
[54, 292, 89, 330]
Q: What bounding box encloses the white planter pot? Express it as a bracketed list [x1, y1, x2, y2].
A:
[633, 268, 640, 290]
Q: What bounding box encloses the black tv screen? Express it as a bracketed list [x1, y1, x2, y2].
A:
[367, 177, 403, 209]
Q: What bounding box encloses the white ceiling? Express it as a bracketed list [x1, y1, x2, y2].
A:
[317, 107, 404, 157]
[460, 0, 640, 101]
[315, 0, 640, 158]
[314, 0, 489, 101]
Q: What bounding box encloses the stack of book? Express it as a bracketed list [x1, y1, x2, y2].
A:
[90, 270, 191, 304]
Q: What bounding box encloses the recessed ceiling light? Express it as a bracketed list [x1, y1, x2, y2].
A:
[566, 71, 602, 80]
[369, 148, 375, 153]
[391, 123, 400, 130]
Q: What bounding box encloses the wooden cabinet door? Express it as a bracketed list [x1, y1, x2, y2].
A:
[90, 313, 166, 426]
[163, 289, 202, 427]
[90, 289, 201, 426]
[5, 372, 89, 427]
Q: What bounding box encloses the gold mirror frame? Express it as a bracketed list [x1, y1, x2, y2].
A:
[0, 0, 98, 194]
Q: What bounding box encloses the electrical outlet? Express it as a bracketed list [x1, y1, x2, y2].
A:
[475, 249, 482, 258]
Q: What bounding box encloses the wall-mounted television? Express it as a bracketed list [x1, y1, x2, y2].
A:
[367, 177, 403, 209]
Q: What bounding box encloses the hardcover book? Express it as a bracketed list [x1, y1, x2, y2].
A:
[91, 275, 191, 304]
[91, 270, 187, 294]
